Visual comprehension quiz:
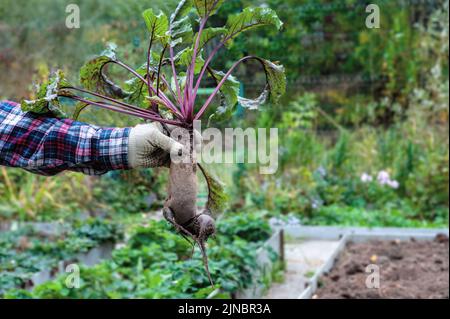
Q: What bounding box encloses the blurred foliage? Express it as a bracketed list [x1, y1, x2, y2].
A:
[0, 167, 92, 221]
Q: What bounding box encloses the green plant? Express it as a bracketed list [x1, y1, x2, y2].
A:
[19, 0, 286, 286]
[216, 212, 272, 243]
[2, 213, 276, 299]
[0, 219, 123, 296]
[0, 167, 92, 222]
[303, 204, 446, 228]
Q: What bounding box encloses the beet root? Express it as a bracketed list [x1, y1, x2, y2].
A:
[163, 130, 216, 286]
[187, 214, 216, 241]
[164, 159, 216, 242]
[165, 161, 198, 226]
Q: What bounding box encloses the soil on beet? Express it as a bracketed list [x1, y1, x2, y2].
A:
[315, 235, 449, 299]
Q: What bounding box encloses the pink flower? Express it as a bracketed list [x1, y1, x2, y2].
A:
[360, 173, 373, 183]
[377, 171, 391, 185]
[387, 180, 400, 189]
[376, 170, 400, 189]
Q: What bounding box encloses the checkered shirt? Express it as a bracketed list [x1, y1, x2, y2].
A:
[0, 100, 131, 176]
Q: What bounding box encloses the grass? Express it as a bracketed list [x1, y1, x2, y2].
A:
[302, 205, 448, 229]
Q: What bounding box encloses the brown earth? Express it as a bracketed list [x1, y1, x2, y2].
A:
[315, 235, 449, 299]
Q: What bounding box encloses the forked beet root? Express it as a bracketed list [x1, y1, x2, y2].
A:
[163, 130, 216, 286]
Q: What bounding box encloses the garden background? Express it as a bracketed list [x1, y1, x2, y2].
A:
[0, 0, 448, 298]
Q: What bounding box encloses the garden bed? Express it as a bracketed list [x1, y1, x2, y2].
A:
[0, 221, 70, 235]
[291, 226, 450, 299]
[0, 219, 122, 295]
[315, 235, 449, 299]
[232, 229, 284, 299]
[3, 213, 281, 299]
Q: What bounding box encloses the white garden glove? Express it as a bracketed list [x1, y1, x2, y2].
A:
[128, 123, 202, 168]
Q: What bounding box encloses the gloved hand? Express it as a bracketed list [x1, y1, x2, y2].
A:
[128, 123, 202, 168]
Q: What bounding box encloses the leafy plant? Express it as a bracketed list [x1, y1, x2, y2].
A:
[22, 1, 285, 130]
[2, 213, 276, 299]
[0, 219, 123, 296]
[216, 212, 271, 243]
[20, 0, 286, 286]
[0, 168, 92, 222]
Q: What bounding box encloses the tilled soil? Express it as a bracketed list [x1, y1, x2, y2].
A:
[315, 234, 449, 299]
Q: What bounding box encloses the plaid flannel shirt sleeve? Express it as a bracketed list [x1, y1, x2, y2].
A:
[0, 101, 131, 176]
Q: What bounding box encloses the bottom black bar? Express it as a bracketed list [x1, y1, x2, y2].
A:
[0, 299, 447, 318]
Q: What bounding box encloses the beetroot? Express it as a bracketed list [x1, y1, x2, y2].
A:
[163, 129, 216, 285]
[24, 0, 285, 287]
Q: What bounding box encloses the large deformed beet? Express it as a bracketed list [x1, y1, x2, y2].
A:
[163, 129, 216, 286]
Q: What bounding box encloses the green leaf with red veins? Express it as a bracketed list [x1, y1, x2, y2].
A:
[142, 9, 169, 44]
[193, 27, 227, 50]
[170, 0, 193, 22]
[225, 7, 283, 43]
[193, 0, 224, 18]
[124, 63, 155, 107]
[21, 70, 71, 118]
[125, 77, 146, 107]
[238, 58, 286, 110]
[175, 47, 205, 74]
[171, 73, 187, 93]
[168, 0, 193, 47]
[207, 70, 240, 122]
[79, 43, 128, 99]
